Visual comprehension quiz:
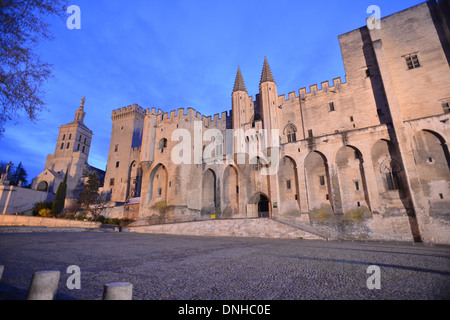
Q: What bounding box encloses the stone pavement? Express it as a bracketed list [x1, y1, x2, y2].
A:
[0, 231, 449, 300]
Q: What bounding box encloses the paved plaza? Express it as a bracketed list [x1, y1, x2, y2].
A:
[0, 230, 449, 300]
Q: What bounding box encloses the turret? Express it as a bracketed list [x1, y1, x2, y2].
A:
[232, 67, 251, 153]
[259, 57, 279, 147]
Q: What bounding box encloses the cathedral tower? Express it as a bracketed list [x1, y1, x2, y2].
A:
[31, 97, 102, 200]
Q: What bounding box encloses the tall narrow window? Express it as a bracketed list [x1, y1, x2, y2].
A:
[319, 176, 325, 186]
[386, 171, 401, 191]
[286, 180, 292, 190]
[66, 142, 70, 149]
[116, 161, 120, 168]
[254, 157, 263, 171]
[329, 102, 335, 112]
[308, 130, 313, 138]
[355, 181, 360, 191]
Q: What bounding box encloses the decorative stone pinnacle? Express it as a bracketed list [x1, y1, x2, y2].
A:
[260, 57, 275, 84]
[233, 67, 247, 93]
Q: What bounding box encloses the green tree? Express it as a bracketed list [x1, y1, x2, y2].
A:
[52, 169, 67, 217]
[0, 0, 68, 138]
[79, 172, 105, 221]
[8, 161, 28, 186]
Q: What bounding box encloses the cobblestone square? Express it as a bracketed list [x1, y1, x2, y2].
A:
[0, 231, 449, 300]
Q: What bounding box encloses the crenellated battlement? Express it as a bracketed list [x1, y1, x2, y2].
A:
[111, 104, 146, 121]
[246, 76, 348, 106]
[145, 106, 231, 127]
[297, 77, 347, 101]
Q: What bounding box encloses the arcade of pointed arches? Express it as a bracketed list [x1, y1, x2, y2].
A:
[140, 129, 449, 219]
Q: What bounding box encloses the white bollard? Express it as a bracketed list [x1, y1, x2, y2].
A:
[26, 271, 60, 300]
[0, 265, 4, 282]
[102, 282, 133, 300]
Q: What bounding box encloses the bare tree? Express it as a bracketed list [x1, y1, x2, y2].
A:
[0, 0, 68, 138]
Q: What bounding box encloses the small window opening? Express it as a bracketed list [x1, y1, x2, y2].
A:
[319, 176, 325, 186]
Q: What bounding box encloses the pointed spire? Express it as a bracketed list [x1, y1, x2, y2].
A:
[260, 57, 275, 84]
[233, 66, 247, 93]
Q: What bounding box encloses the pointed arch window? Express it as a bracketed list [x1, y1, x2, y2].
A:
[380, 158, 402, 191]
[285, 124, 297, 143]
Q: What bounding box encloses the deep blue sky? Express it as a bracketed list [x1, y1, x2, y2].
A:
[0, 0, 425, 181]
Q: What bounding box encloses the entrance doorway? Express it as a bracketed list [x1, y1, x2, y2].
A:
[247, 192, 271, 218]
[258, 194, 270, 218]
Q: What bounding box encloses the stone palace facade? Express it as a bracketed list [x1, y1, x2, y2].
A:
[99, 1, 450, 243]
[2, 0, 445, 243]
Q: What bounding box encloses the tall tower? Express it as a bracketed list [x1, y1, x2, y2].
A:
[103, 104, 146, 203]
[32, 97, 96, 198]
[259, 57, 279, 147]
[51, 97, 92, 164]
[232, 67, 250, 128]
[232, 67, 251, 153]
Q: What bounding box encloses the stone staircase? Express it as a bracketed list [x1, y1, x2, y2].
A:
[272, 218, 338, 241]
[126, 217, 329, 240]
[272, 213, 341, 241]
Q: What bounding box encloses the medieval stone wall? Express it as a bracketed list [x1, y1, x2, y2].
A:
[102, 1, 450, 244]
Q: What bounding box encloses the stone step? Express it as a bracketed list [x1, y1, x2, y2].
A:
[126, 218, 326, 240]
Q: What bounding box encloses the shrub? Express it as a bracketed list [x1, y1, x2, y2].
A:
[32, 201, 53, 217]
[153, 201, 167, 214]
[102, 217, 120, 225]
[38, 208, 52, 218]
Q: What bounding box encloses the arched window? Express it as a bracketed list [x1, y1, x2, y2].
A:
[380, 158, 402, 191]
[285, 124, 297, 143]
[158, 138, 168, 153]
[37, 181, 48, 192]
